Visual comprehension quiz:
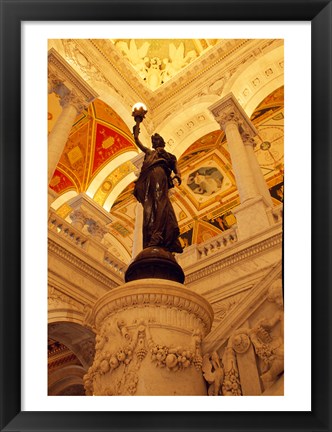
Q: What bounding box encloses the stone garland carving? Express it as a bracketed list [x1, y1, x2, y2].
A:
[222, 346, 242, 396]
[148, 328, 203, 372]
[202, 346, 242, 396]
[83, 320, 204, 396]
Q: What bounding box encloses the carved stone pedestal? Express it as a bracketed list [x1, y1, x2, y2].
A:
[84, 279, 214, 396]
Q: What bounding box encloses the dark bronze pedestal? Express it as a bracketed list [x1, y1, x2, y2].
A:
[125, 247, 185, 284]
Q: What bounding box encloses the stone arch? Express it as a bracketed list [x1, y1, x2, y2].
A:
[48, 364, 86, 396]
[222, 44, 284, 117]
[156, 96, 222, 159]
[48, 321, 96, 370]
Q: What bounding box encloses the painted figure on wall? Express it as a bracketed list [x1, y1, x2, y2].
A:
[132, 124, 183, 254]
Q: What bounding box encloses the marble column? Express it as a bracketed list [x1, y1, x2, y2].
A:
[209, 94, 271, 239]
[48, 86, 87, 183]
[242, 132, 273, 208]
[83, 279, 214, 396]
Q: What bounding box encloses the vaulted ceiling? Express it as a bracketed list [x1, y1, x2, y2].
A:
[48, 39, 284, 263]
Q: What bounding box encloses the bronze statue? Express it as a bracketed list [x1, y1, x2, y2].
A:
[132, 124, 183, 254]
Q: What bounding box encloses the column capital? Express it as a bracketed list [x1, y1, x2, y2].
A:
[69, 209, 88, 229]
[209, 93, 258, 138]
[60, 90, 89, 114]
[241, 131, 257, 147]
[68, 193, 113, 226]
[48, 47, 98, 107]
[86, 219, 108, 241]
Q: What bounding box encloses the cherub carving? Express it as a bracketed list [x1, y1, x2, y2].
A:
[202, 351, 225, 396]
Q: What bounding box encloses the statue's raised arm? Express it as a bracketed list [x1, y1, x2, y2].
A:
[133, 124, 150, 154]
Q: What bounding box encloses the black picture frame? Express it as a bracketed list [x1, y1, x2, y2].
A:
[1, 0, 331, 431]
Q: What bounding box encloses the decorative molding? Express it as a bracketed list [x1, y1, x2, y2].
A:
[84, 318, 205, 396]
[185, 231, 282, 284]
[209, 92, 258, 138]
[48, 285, 83, 312]
[48, 238, 119, 289]
[203, 261, 282, 353]
[48, 47, 98, 103]
[92, 281, 214, 335]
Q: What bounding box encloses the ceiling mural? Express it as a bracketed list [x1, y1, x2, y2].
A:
[49, 99, 137, 196]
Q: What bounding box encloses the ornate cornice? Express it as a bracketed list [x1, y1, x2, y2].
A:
[185, 231, 282, 284]
[48, 238, 120, 289]
[48, 285, 83, 311]
[48, 47, 98, 103]
[209, 92, 258, 137]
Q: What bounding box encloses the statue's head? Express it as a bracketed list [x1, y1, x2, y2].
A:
[151, 133, 165, 149]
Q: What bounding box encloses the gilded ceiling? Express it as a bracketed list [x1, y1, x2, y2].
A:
[48, 38, 284, 263]
[110, 39, 219, 91]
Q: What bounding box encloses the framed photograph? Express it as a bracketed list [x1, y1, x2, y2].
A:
[1, 0, 331, 431]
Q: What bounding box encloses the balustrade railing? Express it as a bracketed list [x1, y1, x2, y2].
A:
[49, 203, 283, 276]
[48, 212, 88, 249]
[49, 210, 126, 276]
[196, 227, 238, 258]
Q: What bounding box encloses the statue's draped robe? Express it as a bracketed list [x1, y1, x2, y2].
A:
[134, 148, 183, 253]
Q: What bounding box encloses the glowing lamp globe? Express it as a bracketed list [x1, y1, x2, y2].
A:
[132, 102, 148, 123]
